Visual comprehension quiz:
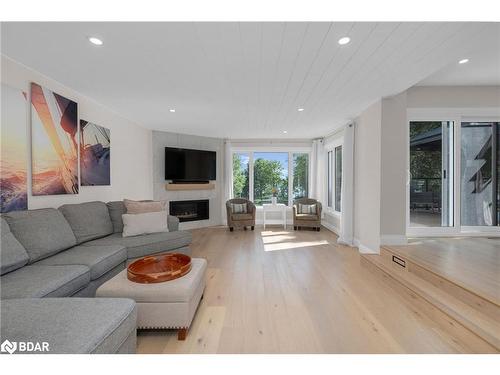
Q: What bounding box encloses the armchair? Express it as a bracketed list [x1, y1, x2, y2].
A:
[226, 198, 256, 231]
[293, 198, 322, 231]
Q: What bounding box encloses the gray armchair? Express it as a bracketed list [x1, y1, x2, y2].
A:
[293, 198, 322, 231]
[226, 198, 256, 231]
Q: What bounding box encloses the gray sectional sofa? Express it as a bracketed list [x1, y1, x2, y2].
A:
[0, 200, 192, 354]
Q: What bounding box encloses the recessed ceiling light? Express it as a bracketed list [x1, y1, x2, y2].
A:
[169, 109, 176, 113]
[88, 36, 103, 46]
[283, 130, 288, 134]
[338, 37, 351, 45]
[458, 58, 469, 64]
[297, 108, 305, 112]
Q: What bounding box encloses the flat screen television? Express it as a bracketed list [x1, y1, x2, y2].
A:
[165, 147, 216, 182]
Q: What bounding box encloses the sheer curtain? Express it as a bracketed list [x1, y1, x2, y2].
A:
[310, 138, 326, 208]
[223, 140, 233, 224]
[338, 123, 355, 246]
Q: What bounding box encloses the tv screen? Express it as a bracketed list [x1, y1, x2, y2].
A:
[165, 147, 216, 181]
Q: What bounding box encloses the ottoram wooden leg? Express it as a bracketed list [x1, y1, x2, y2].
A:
[178, 328, 188, 341]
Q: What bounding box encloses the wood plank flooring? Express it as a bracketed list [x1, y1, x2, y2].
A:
[384, 237, 500, 306]
[137, 227, 497, 353]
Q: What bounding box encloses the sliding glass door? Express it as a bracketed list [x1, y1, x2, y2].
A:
[409, 121, 454, 228]
[460, 122, 499, 227]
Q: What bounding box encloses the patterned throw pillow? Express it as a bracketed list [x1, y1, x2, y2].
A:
[298, 203, 317, 214]
[231, 203, 248, 214]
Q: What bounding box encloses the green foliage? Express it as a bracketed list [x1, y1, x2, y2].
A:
[293, 154, 308, 199]
[253, 158, 288, 204]
[232, 154, 249, 198]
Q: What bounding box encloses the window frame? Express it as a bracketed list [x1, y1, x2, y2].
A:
[230, 146, 311, 207]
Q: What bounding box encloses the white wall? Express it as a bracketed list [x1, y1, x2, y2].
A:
[379, 92, 408, 244]
[151, 130, 224, 229]
[353, 100, 382, 253]
[1, 55, 153, 209]
[407, 86, 500, 108]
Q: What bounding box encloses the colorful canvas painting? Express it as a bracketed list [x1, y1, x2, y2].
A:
[1, 84, 28, 212]
[80, 120, 110, 186]
[31, 82, 79, 195]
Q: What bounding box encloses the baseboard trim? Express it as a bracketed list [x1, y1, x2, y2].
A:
[380, 234, 408, 246]
[321, 220, 340, 236]
[353, 238, 379, 254]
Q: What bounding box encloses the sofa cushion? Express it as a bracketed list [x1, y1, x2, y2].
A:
[59, 201, 113, 244]
[123, 199, 166, 214]
[122, 211, 169, 237]
[0, 298, 137, 354]
[82, 231, 192, 259]
[0, 264, 90, 299]
[36, 245, 126, 280]
[0, 217, 29, 275]
[106, 201, 127, 233]
[3, 208, 77, 263]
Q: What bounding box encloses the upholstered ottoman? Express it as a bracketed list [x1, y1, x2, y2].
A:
[96, 257, 206, 340]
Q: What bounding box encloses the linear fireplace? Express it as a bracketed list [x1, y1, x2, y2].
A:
[169, 199, 209, 222]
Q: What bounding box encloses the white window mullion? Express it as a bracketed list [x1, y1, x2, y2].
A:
[249, 151, 254, 203]
[288, 152, 293, 206]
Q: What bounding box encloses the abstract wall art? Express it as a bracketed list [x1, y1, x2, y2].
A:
[1, 83, 28, 212]
[80, 120, 111, 186]
[31, 82, 79, 195]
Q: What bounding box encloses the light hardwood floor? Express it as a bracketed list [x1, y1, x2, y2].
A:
[137, 226, 497, 353]
[384, 237, 500, 306]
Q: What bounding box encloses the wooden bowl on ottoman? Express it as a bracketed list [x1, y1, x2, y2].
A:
[127, 253, 192, 284]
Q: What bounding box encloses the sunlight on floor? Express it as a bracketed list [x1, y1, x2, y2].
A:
[262, 237, 330, 252]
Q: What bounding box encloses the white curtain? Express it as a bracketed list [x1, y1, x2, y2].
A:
[223, 140, 233, 224]
[338, 123, 355, 246]
[310, 138, 326, 208]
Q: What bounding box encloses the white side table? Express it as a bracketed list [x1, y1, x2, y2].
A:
[262, 203, 287, 229]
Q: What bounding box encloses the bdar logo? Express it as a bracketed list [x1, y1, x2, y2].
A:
[1, 340, 17, 354]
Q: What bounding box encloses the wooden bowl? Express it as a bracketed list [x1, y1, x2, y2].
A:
[127, 253, 192, 284]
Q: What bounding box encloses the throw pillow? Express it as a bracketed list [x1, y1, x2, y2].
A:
[124, 199, 167, 214]
[122, 211, 169, 237]
[231, 203, 248, 214]
[298, 203, 317, 215]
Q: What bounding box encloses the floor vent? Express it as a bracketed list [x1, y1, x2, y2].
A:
[392, 255, 406, 268]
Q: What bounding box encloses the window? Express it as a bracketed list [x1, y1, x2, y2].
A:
[327, 151, 333, 208]
[232, 153, 249, 199]
[253, 152, 289, 205]
[327, 146, 342, 212]
[293, 153, 309, 200]
[335, 146, 342, 212]
[231, 150, 310, 206]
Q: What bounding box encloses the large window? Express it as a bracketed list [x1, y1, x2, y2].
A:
[253, 152, 289, 205]
[232, 153, 249, 199]
[335, 146, 342, 212]
[231, 150, 310, 206]
[327, 147, 342, 212]
[293, 153, 309, 200]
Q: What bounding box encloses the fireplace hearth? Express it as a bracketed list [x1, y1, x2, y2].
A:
[169, 199, 209, 222]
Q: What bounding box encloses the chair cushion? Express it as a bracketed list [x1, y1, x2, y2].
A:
[82, 231, 192, 259]
[0, 217, 29, 275]
[231, 213, 253, 221]
[0, 264, 90, 299]
[3, 208, 77, 263]
[59, 201, 113, 244]
[230, 203, 247, 214]
[298, 203, 317, 214]
[296, 213, 319, 221]
[36, 245, 126, 280]
[0, 298, 137, 354]
[107, 201, 127, 233]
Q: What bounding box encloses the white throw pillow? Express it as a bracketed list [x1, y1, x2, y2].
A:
[122, 211, 169, 237]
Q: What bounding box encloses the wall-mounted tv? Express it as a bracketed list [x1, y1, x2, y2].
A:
[165, 147, 216, 182]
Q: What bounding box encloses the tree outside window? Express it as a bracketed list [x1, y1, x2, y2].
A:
[232, 153, 249, 199]
[293, 153, 308, 200]
[253, 152, 288, 205]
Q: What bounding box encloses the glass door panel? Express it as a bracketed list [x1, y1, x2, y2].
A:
[460, 122, 499, 227]
[409, 121, 454, 227]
